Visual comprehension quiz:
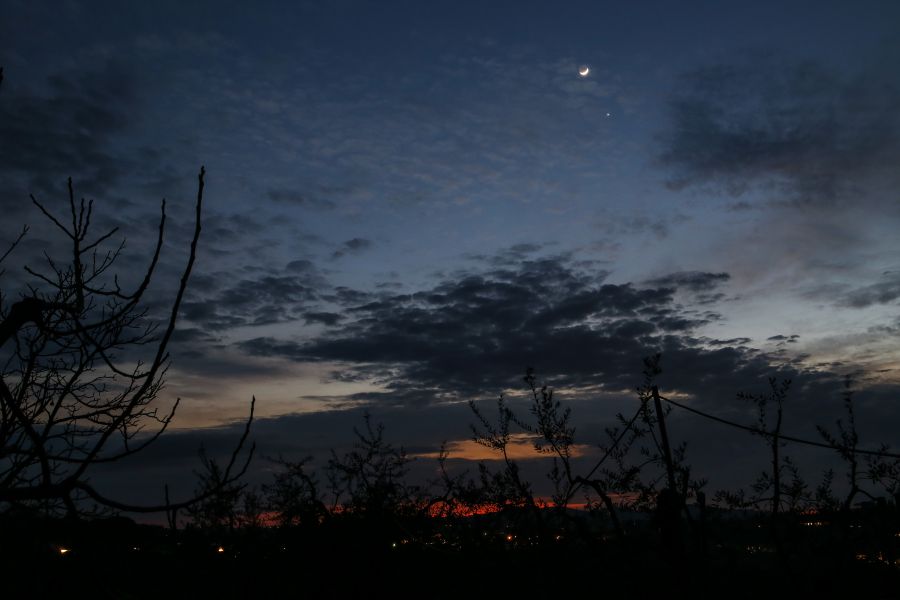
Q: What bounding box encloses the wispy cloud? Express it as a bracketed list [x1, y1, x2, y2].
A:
[837, 271, 900, 308]
[659, 52, 900, 205]
[332, 237, 373, 259]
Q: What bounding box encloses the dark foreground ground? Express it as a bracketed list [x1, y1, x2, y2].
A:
[3, 514, 899, 599]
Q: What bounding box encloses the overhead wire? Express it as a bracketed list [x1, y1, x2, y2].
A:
[564, 401, 646, 503]
[564, 388, 900, 507]
[656, 392, 900, 460]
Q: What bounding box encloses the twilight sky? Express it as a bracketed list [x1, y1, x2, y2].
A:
[2, 0, 900, 506]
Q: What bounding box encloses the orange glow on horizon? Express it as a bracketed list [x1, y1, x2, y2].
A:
[412, 434, 592, 462]
[223, 495, 633, 529]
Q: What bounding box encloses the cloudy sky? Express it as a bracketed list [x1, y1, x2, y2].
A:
[2, 0, 900, 506]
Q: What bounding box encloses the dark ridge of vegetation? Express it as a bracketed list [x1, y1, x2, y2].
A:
[2, 502, 899, 599]
[4, 362, 900, 598]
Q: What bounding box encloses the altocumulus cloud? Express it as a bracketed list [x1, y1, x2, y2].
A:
[837, 271, 900, 309]
[332, 237, 373, 260]
[0, 61, 137, 207]
[238, 254, 840, 408]
[659, 52, 900, 204]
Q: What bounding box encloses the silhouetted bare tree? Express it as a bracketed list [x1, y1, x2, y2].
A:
[0, 69, 253, 515]
[184, 446, 248, 531]
[263, 456, 328, 528]
[326, 413, 421, 519]
[0, 67, 255, 519]
[0, 167, 254, 516]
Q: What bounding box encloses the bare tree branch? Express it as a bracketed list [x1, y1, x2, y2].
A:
[0, 167, 254, 516]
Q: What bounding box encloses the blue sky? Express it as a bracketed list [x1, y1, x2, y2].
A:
[2, 0, 900, 504]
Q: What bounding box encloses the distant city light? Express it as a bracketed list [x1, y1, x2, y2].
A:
[58, 547, 70, 555]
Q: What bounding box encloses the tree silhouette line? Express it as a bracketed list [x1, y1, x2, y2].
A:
[158, 359, 900, 597]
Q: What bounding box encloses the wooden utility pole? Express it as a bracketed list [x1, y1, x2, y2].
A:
[651, 385, 678, 492]
[651, 385, 686, 558]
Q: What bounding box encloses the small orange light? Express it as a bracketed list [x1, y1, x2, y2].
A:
[217, 546, 225, 553]
[59, 547, 70, 555]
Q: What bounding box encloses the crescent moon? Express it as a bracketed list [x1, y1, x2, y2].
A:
[578, 66, 590, 77]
